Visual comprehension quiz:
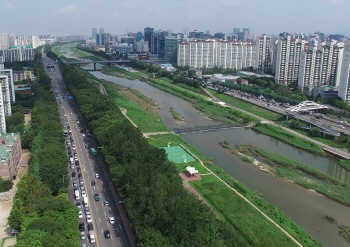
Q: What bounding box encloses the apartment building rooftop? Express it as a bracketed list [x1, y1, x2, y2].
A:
[0, 133, 19, 162]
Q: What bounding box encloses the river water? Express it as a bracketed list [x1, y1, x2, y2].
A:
[91, 71, 350, 247]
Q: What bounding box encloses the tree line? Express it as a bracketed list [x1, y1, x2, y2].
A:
[7, 59, 80, 247]
[62, 63, 251, 246]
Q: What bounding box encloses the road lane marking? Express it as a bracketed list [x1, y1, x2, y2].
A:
[104, 211, 106, 216]
[99, 217, 101, 222]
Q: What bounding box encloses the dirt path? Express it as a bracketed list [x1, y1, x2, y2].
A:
[24, 113, 31, 126]
[0, 150, 30, 246]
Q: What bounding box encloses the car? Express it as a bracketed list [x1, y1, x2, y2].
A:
[80, 184, 85, 190]
[104, 201, 109, 206]
[80, 232, 86, 240]
[73, 181, 78, 187]
[79, 223, 85, 232]
[72, 145, 76, 150]
[78, 173, 82, 179]
[76, 202, 82, 208]
[91, 180, 96, 186]
[109, 216, 115, 224]
[77, 167, 81, 173]
[66, 141, 71, 145]
[75, 156, 78, 161]
[104, 230, 111, 239]
[75, 161, 80, 166]
[82, 191, 87, 198]
[71, 172, 76, 177]
[87, 223, 94, 231]
[86, 215, 92, 223]
[95, 173, 100, 179]
[70, 164, 74, 170]
[82, 133, 85, 137]
[67, 147, 71, 151]
[85, 207, 90, 215]
[94, 194, 100, 201]
[78, 211, 83, 219]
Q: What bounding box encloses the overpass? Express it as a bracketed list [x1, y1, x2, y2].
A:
[65, 60, 131, 70]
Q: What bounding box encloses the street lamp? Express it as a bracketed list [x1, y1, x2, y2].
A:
[63, 173, 70, 183]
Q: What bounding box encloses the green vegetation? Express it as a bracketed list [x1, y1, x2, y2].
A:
[202, 66, 238, 75]
[191, 175, 297, 247]
[0, 236, 15, 247]
[0, 177, 13, 192]
[169, 107, 185, 121]
[209, 89, 283, 121]
[147, 133, 320, 247]
[174, 161, 209, 174]
[70, 47, 105, 61]
[242, 156, 254, 163]
[7, 59, 80, 247]
[325, 215, 337, 224]
[102, 80, 169, 133]
[145, 78, 260, 124]
[63, 64, 248, 247]
[340, 225, 350, 243]
[102, 66, 143, 80]
[252, 124, 323, 154]
[76, 45, 113, 60]
[339, 159, 350, 170]
[253, 148, 350, 206]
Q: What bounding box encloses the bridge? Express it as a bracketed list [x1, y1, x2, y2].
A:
[64, 60, 131, 70]
[323, 147, 350, 159]
[173, 124, 242, 135]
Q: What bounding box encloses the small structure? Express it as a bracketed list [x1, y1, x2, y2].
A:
[186, 166, 198, 177]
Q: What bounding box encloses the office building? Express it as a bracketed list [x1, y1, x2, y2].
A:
[0, 34, 9, 50]
[165, 37, 178, 64]
[135, 32, 144, 42]
[144, 27, 154, 52]
[274, 34, 308, 85]
[256, 35, 271, 73]
[233, 28, 240, 36]
[243, 28, 250, 37]
[99, 28, 104, 34]
[105, 33, 112, 53]
[0, 133, 22, 180]
[213, 33, 225, 40]
[338, 40, 350, 103]
[178, 39, 255, 70]
[92, 28, 97, 39]
[189, 30, 205, 39]
[115, 43, 133, 54]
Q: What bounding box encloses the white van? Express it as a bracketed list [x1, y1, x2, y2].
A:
[84, 197, 88, 207]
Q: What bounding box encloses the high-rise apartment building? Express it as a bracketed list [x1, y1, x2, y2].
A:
[256, 35, 271, 73]
[0, 76, 10, 132]
[0, 47, 36, 62]
[92, 28, 97, 39]
[0, 34, 9, 50]
[0, 67, 15, 104]
[274, 34, 308, 85]
[144, 27, 154, 52]
[338, 40, 350, 103]
[178, 40, 255, 70]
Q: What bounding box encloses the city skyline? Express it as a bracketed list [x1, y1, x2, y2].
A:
[1, 0, 349, 36]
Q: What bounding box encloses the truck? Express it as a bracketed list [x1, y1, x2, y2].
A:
[90, 148, 97, 156]
[74, 188, 80, 200]
[89, 230, 95, 243]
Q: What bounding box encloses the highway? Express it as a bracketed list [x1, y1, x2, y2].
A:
[42, 52, 132, 247]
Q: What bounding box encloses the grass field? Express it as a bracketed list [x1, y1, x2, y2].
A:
[209, 89, 284, 121]
[103, 66, 144, 80]
[102, 80, 169, 133]
[191, 175, 299, 247]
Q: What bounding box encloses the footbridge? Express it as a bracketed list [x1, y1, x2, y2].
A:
[64, 60, 131, 70]
[173, 124, 242, 135]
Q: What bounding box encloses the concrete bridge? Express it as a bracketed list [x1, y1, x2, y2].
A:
[65, 60, 131, 70]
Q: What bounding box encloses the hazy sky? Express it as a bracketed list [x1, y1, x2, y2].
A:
[1, 0, 349, 36]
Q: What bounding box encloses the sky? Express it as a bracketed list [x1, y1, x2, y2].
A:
[1, 0, 349, 37]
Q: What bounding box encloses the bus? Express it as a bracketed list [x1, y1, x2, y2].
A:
[90, 148, 97, 156]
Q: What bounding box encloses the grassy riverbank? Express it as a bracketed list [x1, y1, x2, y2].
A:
[103, 65, 143, 80]
[246, 147, 350, 206]
[253, 123, 324, 154]
[148, 133, 320, 247]
[170, 107, 185, 121]
[209, 89, 284, 121]
[101, 80, 169, 133]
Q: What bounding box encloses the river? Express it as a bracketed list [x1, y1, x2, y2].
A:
[90, 71, 350, 246]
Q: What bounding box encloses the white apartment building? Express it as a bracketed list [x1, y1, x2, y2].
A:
[256, 35, 271, 73]
[274, 34, 308, 85]
[0, 34, 9, 50]
[178, 39, 255, 70]
[0, 65, 15, 104]
[0, 76, 8, 133]
[338, 40, 350, 103]
[0, 47, 36, 62]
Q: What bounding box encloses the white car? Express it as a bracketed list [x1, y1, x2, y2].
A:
[95, 173, 100, 179]
[78, 211, 83, 219]
[82, 191, 87, 198]
[75, 156, 78, 161]
[109, 216, 115, 224]
[80, 232, 86, 240]
[86, 215, 92, 223]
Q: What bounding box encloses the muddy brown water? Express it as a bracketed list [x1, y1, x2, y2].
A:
[91, 71, 350, 247]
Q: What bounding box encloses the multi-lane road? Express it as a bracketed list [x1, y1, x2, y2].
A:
[42, 53, 132, 247]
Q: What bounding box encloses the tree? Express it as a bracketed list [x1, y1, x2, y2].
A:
[236, 77, 242, 91]
[290, 120, 301, 129]
[310, 127, 321, 137]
